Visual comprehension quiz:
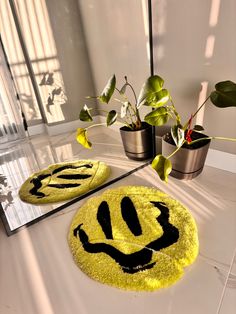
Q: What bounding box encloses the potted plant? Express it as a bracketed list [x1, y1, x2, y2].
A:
[76, 75, 169, 160]
[142, 77, 236, 182]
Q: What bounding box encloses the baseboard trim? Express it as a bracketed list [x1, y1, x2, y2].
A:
[27, 124, 46, 136]
[205, 148, 236, 173]
[45, 116, 102, 136]
[27, 116, 120, 137]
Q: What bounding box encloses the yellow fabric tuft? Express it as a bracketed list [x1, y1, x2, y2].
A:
[68, 186, 199, 291]
[19, 160, 110, 204]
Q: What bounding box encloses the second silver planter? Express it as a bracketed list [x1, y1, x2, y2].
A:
[162, 132, 211, 180]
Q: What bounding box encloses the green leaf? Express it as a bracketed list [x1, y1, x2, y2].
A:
[106, 110, 117, 126]
[193, 124, 204, 131]
[121, 101, 129, 118]
[137, 75, 165, 108]
[210, 80, 236, 108]
[151, 155, 172, 183]
[120, 83, 127, 95]
[76, 128, 92, 149]
[215, 80, 236, 92]
[79, 104, 93, 122]
[171, 125, 185, 148]
[144, 107, 169, 126]
[98, 74, 116, 103]
[143, 89, 170, 107]
[210, 90, 236, 108]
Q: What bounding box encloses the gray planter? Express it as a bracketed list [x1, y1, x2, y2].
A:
[120, 122, 153, 161]
[162, 132, 211, 180]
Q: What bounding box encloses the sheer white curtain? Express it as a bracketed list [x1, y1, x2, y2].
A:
[0, 41, 25, 144]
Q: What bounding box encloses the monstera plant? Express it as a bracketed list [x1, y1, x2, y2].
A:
[76, 75, 171, 160]
[145, 79, 236, 182]
[76, 74, 170, 148]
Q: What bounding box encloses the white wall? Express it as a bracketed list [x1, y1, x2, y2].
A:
[45, 0, 96, 125]
[78, 0, 150, 119]
[153, 0, 236, 154]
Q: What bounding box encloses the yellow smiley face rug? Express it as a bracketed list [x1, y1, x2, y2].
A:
[68, 186, 199, 291]
[19, 160, 110, 204]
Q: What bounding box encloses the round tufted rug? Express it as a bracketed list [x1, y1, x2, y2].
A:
[19, 160, 110, 204]
[68, 186, 199, 291]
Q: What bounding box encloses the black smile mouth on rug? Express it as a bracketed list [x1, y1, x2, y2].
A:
[73, 198, 179, 274]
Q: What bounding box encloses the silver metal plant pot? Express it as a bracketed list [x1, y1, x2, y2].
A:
[162, 132, 211, 180]
[120, 122, 153, 161]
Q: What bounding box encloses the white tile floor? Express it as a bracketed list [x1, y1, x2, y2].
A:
[0, 128, 236, 314]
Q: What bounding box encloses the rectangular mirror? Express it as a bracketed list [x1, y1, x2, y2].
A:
[0, 0, 154, 235]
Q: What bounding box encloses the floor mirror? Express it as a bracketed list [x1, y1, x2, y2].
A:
[0, 0, 155, 235]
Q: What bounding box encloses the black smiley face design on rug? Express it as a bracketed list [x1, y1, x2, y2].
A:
[68, 186, 199, 291]
[19, 160, 110, 204]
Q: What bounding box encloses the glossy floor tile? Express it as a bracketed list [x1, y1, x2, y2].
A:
[0, 160, 235, 313]
[217, 249, 236, 314]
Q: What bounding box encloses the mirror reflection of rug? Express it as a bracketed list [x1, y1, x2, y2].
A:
[19, 160, 110, 204]
[68, 186, 199, 291]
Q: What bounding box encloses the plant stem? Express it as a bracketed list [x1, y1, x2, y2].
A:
[170, 98, 181, 125]
[213, 136, 236, 141]
[124, 78, 142, 127]
[165, 136, 236, 161]
[189, 136, 236, 146]
[182, 95, 211, 130]
[87, 123, 107, 130]
[192, 95, 210, 119]
[127, 82, 137, 104]
[128, 103, 141, 128]
[167, 145, 183, 159]
[86, 120, 134, 130]
[127, 105, 134, 124]
[97, 109, 109, 114]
